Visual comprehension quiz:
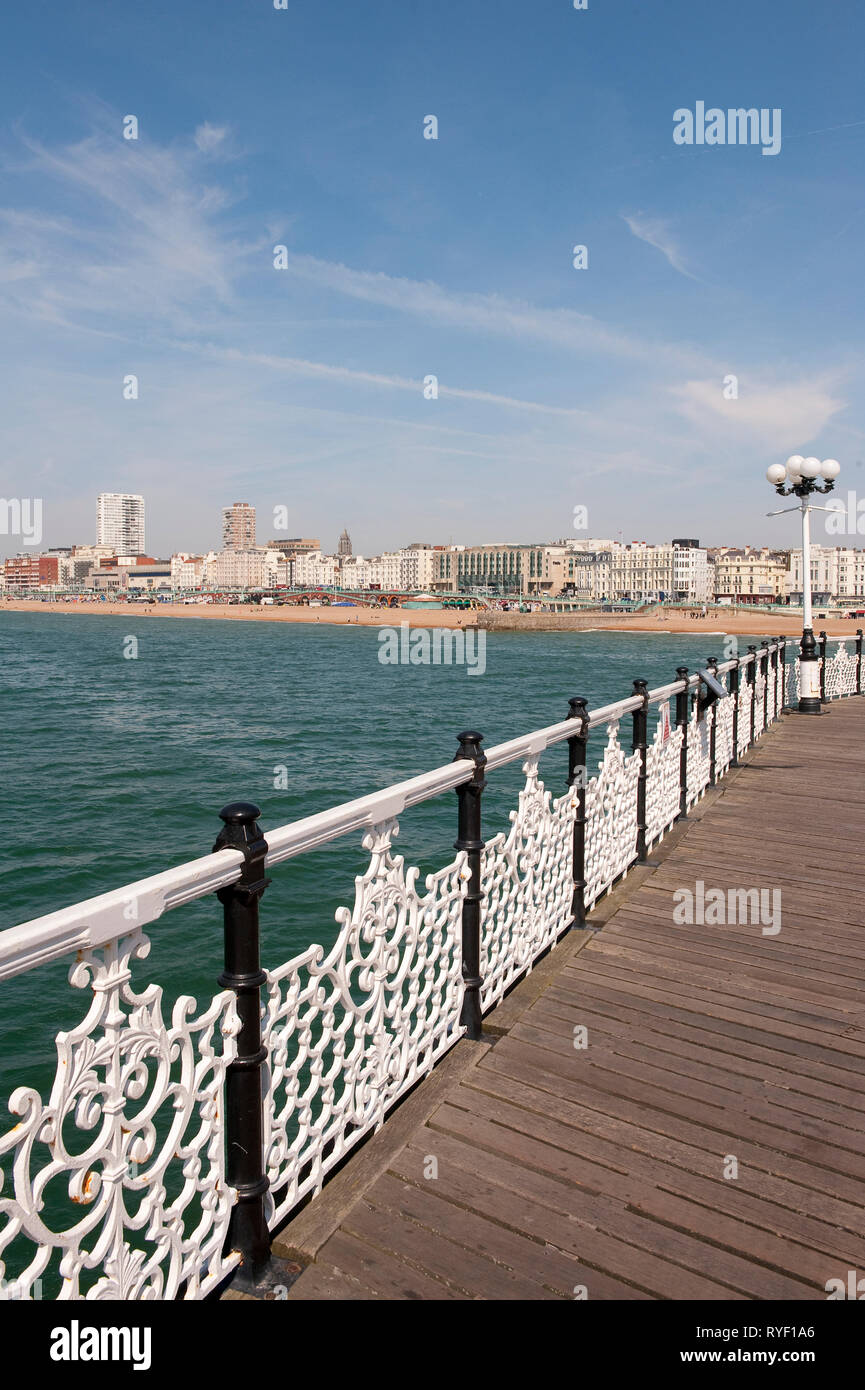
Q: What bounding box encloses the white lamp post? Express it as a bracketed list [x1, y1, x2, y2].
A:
[766, 455, 840, 714]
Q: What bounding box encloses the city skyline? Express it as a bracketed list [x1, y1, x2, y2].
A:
[1, 2, 863, 561]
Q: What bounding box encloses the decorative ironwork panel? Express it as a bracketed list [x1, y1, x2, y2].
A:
[753, 673, 767, 734]
[263, 821, 467, 1228]
[765, 665, 777, 724]
[686, 706, 713, 807]
[736, 680, 754, 755]
[584, 721, 641, 910]
[0, 930, 240, 1301]
[645, 714, 683, 849]
[786, 658, 800, 707]
[714, 686, 735, 778]
[824, 642, 857, 698]
[479, 756, 576, 1013]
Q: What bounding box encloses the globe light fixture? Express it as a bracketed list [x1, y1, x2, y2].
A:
[766, 455, 840, 714]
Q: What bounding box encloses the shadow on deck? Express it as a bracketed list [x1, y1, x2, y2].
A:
[233, 700, 865, 1300]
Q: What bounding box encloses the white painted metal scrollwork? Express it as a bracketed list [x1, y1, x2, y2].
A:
[479, 756, 576, 1012]
[824, 642, 857, 698]
[753, 672, 767, 736]
[714, 684, 735, 778]
[0, 930, 240, 1301]
[262, 819, 467, 1228]
[786, 657, 800, 707]
[737, 679, 754, 755]
[645, 710, 683, 850]
[686, 705, 713, 807]
[584, 721, 641, 910]
[765, 663, 778, 723]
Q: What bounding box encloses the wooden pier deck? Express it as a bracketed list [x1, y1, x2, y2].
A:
[266, 700, 865, 1300]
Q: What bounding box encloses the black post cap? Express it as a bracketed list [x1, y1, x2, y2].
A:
[219, 802, 262, 825]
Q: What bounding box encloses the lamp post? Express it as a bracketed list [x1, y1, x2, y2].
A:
[766, 455, 840, 715]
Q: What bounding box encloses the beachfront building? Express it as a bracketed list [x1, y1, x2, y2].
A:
[292, 550, 341, 589]
[786, 545, 865, 607]
[205, 548, 272, 590]
[96, 493, 145, 555]
[430, 544, 558, 597]
[711, 547, 789, 605]
[222, 502, 256, 551]
[170, 553, 207, 590]
[126, 563, 172, 594]
[2, 553, 60, 591]
[608, 541, 712, 604]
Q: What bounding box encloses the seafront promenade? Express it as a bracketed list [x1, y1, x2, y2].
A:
[3, 597, 864, 637]
[252, 700, 865, 1300]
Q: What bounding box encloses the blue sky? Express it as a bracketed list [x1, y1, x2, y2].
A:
[1, 0, 863, 558]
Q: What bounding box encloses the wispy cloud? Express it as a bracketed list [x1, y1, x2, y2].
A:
[621, 212, 702, 282]
[671, 376, 846, 447]
[210, 346, 591, 418]
[273, 252, 715, 372]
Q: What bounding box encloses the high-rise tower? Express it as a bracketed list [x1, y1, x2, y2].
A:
[222, 502, 256, 550]
[96, 493, 145, 555]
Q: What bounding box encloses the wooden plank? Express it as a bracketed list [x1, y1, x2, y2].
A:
[272, 1037, 491, 1263]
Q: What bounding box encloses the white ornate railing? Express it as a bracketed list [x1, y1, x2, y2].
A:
[0, 635, 859, 1300]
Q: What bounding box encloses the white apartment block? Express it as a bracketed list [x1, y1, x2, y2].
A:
[170, 553, 207, 589]
[96, 493, 145, 555]
[205, 548, 271, 589]
[787, 546, 865, 605]
[292, 550, 341, 589]
[608, 542, 711, 603]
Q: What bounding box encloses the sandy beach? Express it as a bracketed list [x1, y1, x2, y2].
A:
[2, 597, 863, 637]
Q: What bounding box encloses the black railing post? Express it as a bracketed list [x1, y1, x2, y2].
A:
[675, 667, 690, 818]
[566, 697, 590, 928]
[771, 638, 780, 722]
[748, 646, 757, 747]
[454, 730, 486, 1041]
[631, 680, 650, 861]
[778, 636, 787, 712]
[730, 655, 740, 765]
[857, 629, 863, 695]
[214, 801, 272, 1289]
[819, 630, 828, 704]
[707, 657, 718, 784]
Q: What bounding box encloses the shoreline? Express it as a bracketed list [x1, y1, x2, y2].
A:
[2, 598, 863, 637]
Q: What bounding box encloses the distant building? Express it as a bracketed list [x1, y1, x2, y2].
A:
[96, 493, 145, 555]
[3, 554, 60, 590]
[711, 547, 789, 605]
[338, 528, 353, 558]
[265, 537, 320, 556]
[171, 553, 206, 589]
[222, 502, 256, 551]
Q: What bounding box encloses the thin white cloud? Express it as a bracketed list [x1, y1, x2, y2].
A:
[274, 252, 714, 372]
[211, 346, 591, 418]
[621, 212, 702, 282]
[194, 122, 229, 153]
